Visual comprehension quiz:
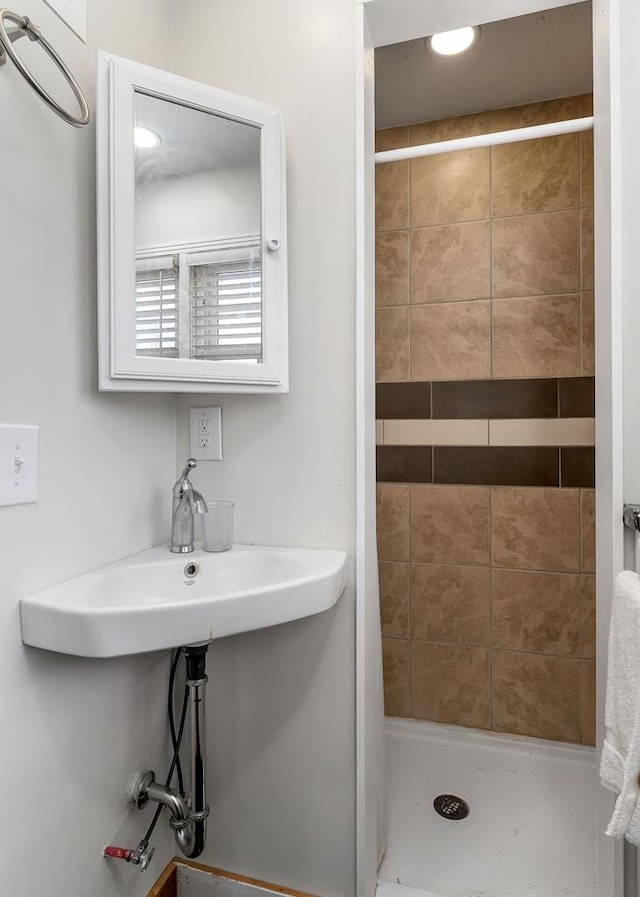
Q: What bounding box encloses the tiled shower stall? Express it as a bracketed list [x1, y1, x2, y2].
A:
[375, 94, 595, 746]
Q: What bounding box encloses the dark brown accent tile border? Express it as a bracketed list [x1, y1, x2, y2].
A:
[376, 377, 596, 421]
[559, 377, 596, 417]
[433, 379, 558, 420]
[377, 446, 432, 483]
[433, 446, 560, 487]
[377, 445, 564, 488]
[561, 447, 595, 487]
[376, 446, 593, 487]
[376, 382, 431, 419]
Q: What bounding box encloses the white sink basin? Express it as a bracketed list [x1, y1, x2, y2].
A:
[20, 544, 348, 658]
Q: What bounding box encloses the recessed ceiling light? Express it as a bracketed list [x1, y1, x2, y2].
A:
[429, 25, 479, 56]
[134, 126, 160, 149]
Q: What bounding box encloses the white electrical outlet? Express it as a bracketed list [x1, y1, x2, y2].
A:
[189, 408, 222, 461]
[0, 425, 39, 507]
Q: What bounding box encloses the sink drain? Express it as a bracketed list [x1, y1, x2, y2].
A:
[433, 794, 469, 821]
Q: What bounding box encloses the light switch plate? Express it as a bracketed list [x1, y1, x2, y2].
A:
[189, 407, 222, 461]
[0, 425, 38, 507]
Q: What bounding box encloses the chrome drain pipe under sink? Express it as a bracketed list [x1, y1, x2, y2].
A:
[130, 644, 209, 859]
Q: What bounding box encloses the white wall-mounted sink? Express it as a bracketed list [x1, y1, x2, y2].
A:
[20, 544, 348, 658]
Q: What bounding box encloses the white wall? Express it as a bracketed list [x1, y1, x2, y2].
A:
[0, 3, 359, 895]
[172, 2, 358, 895]
[617, 0, 640, 883]
[621, 0, 640, 504]
[355, 9, 386, 896]
[0, 1, 181, 894]
[136, 166, 260, 248]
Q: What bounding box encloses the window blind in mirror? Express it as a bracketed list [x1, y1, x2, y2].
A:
[190, 255, 262, 363]
[135, 256, 178, 357]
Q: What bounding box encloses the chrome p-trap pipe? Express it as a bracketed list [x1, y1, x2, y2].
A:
[129, 643, 210, 859]
[181, 644, 208, 857]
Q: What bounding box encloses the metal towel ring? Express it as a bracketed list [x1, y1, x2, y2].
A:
[0, 8, 89, 127]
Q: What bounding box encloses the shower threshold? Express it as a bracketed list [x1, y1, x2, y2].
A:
[377, 718, 597, 897]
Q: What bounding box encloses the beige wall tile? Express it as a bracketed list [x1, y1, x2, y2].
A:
[411, 484, 490, 566]
[409, 111, 492, 146]
[493, 210, 580, 299]
[411, 563, 491, 645]
[492, 569, 580, 655]
[493, 651, 580, 742]
[492, 487, 580, 572]
[580, 489, 596, 573]
[581, 659, 596, 746]
[376, 162, 409, 232]
[580, 574, 596, 659]
[375, 98, 595, 744]
[492, 294, 580, 379]
[411, 301, 491, 381]
[581, 207, 594, 291]
[379, 561, 410, 638]
[492, 134, 579, 217]
[580, 131, 594, 208]
[410, 148, 490, 227]
[376, 126, 409, 153]
[489, 417, 594, 447]
[411, 221, 491, 304]
[491, 96, 581, 132]
[581, 291, 595, 375]
[382, 638, 409, 717]
[377, 484, 409, 561]
[384, 418, 489, 446]
[410, 642, 491, 728]
[376, 306, 409, 381]
[376, 230, 410, 307]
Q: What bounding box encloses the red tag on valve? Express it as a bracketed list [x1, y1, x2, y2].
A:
[103, 845, 133, 862]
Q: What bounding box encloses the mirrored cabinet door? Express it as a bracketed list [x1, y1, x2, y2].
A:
[96, 52, 288, 393]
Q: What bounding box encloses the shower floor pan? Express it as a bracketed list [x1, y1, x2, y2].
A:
[377, 718, 597, 897]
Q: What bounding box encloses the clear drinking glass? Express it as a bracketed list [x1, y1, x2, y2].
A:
[201, 500, 234, 552]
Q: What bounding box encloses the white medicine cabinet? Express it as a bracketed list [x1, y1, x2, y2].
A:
[96, 52, 288, 392]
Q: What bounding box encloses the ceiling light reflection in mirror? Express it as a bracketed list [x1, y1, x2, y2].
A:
[134, 125, 160, 148]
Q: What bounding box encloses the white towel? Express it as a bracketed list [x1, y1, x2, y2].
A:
[601, 570, 640, 844]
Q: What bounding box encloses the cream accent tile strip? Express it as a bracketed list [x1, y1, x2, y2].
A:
[376, 418, 596, 447]
[383, 419, 489, 446]
[490, 418, 595, 447]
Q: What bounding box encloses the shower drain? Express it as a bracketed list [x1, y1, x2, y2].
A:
[433, 794, 469, 820]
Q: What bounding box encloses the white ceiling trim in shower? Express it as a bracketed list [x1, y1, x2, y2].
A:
[365, 0, 583, 49]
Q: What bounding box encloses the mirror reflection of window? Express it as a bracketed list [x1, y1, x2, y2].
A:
[133, 91, 262, 362]
[135, 255, 178, 357]
[135, 243, 262, 363]
[190, 246, 262, 363]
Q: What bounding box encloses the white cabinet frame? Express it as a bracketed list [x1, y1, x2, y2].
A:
[96, 52, 288, 393]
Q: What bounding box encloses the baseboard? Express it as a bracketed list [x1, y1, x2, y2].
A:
[148, 859, 319, 897]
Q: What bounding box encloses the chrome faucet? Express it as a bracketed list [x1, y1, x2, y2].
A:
[170, 459, 208, 553]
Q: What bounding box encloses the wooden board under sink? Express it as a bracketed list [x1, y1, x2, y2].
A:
[148, 860, 319, 897]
